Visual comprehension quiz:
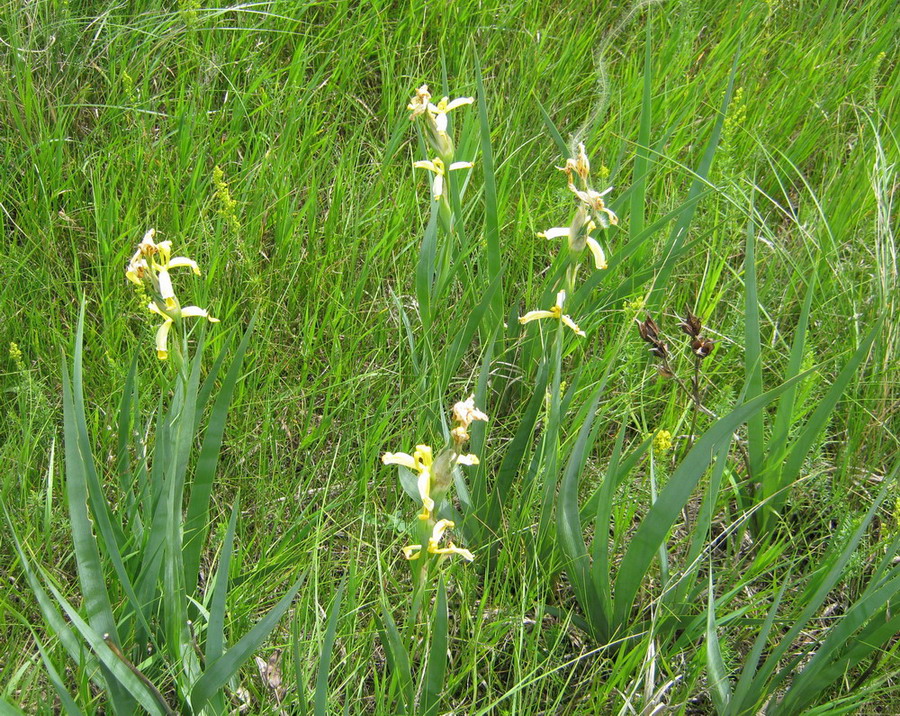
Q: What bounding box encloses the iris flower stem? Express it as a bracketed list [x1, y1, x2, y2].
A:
[537, 316, 564, 551]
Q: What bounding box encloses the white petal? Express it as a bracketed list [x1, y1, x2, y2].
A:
[448, 161, 473, 171]
[455, 454, 480, 466]
[538, 227, 570, 240]
[435, 113, 448, 134]
[381, 452, 416, 470]
[555, 290, 567, 308]
[432, 174, 444, 200]
[167, 257, 201, 275]
[158, 268, 175, 301]
[180, 306, 220, 322]
[444, 97, 474, 111]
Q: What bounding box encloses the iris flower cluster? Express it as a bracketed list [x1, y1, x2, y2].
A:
[126, 229, 219, 359]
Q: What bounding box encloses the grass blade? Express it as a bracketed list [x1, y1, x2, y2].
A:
[421, 578, 448, 716]
[705, 569, 732, 713]
[377, 602, 414, 714]
[184, 315, 256, 594]
[191, 570, 307, 713]
[613, 370, 809, 627]
[474, 50, 503, 329]
[314, 577, 346, 716]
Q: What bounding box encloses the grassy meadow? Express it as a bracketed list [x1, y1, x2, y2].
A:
[1, 0, 898, 712]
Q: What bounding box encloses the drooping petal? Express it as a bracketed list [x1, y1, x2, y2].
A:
[443, 97, 474, 111]
[157, 268, 175, 303]
[166, 257, 201, 275]
[430, 519, 455, 543]
[382, 451, 417, 470]
[585, 237, 608, 270]
[180, 306, 220, 322]
[448, 161, 473, 171]
[417, 467, 434, 518]
[155, 318, 173, 360]
[538, 227, 570, 241]
[561, 314, 586, 337]
[455, 453, 480, 466]
[413, 160, 439, 173]
[402, 544, 423, 560]
[519, 309, 556, 324]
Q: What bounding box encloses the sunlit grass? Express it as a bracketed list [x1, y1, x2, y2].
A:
[1, 0, 897, 712]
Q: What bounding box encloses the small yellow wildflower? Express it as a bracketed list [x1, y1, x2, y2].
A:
[382, 445, 436, 520]
[519, 290, 586, 337]
[653, 430, 674, 454]
[402, 519, 474, 562]
[413, 157, 474, 200]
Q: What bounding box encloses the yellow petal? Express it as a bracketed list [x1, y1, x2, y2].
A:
[180, 306, 219, 322]
[417, 468, 434, 515]
[166, 257, 201, 275]
[585, 237, 607, 270]
[561, 314, 586, 337]
[402, 544, 423, 560]
[413, 159, 439, 173]
[382, 451, 416, 470]
[519, 309, 556, 324]
[155, 318, 173, 360]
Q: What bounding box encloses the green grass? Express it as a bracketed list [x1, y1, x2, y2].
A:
[1, 0, 898, 713]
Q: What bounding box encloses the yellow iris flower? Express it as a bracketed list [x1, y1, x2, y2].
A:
[126, 230, 201, 308]
[402, 519, 474, 562]
[519, 290, 586, 337]
[407, 84, 474, 133]
[147, 303, 219, 360]
[413, 157, 474, 200]
[382, 445, 436, 520]
[538, 225, 608, 270]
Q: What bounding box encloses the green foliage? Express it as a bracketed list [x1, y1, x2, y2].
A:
[2, 0, 898, 713]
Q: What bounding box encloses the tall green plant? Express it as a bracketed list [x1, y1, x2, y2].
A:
[3, 234, 304, 713]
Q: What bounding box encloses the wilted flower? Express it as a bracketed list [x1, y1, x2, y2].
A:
[636, 314, 669, 360]
[679, 308, 703, 338]
[691, 336, 715, 359]
[402, 519, 474, 562]
[519, 290, 586, 337]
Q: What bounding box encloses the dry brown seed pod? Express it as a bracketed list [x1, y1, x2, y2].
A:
[692, 337, 715, 358]
[636, 314, 662, 343]
[679, 308, 703, 338]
